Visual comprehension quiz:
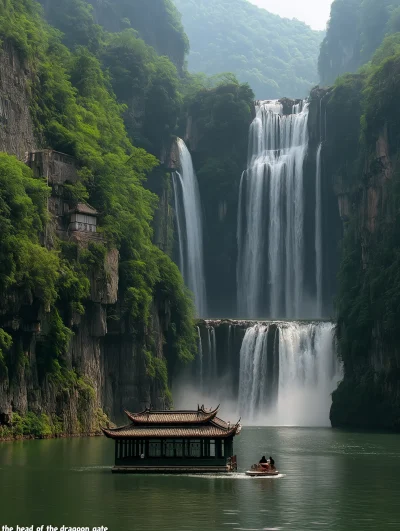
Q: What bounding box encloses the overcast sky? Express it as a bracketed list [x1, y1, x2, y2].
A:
[247, 0, 333, 30]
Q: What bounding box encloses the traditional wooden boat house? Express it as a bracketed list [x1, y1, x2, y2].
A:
[102, 405, 241, 473]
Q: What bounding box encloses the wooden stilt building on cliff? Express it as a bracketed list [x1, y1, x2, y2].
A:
[102, 405, 241, 473]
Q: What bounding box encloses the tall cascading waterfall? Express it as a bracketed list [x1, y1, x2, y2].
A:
[172, 138, 207, 317]
[173, 98, 341, 427]
[237, 100, 317, 319]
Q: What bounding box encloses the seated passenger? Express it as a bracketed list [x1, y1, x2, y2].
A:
[259, 455, 267, 464]
[269, 456, 275, 469]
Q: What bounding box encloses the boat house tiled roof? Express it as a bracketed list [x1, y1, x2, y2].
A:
[102, 423, 240, 439]
[102, 406, 241, 439]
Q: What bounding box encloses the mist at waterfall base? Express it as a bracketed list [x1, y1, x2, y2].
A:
[173, 321, 342, 427]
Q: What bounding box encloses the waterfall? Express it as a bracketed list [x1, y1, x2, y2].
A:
[174, 320, 341, 427]
[172, 138, 207, 317]
[205, 326, 217, 393]
[238, 325, 270, 419]
[238, 321, 341, 425]
[276, 322, 340, 426]
[211, 327, 217, 378]
[237, 100, 311, 319]
[315, 143, 323, 317]
[197, 326, 203, 390]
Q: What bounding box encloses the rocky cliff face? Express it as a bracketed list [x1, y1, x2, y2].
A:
[315, 73, 400, 430]
[0, 43, 36, 159]
[0, 235, 173, 433]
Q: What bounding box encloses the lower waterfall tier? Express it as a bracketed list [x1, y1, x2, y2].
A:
[173, 320, 342, 426]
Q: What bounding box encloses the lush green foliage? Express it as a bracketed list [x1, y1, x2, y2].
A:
[0, 412, 52, 439]
[36, 0, 185, 157]
[0, 0, 44, 60]
[37, 0, 103, 52]
[319, 0, 400, 85]
[86, 0, 189, 70]
[37, 0, 190, 71]
[0, 328, 12, 379]
[102, 29, 182, 154]
[0, 0, 197, 418]
[0, 154, 59, 306]
[173, 0, 323, 99]
[0, 406, 108, 439]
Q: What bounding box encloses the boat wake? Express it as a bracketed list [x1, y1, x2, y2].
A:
[186, 473, 285, 480]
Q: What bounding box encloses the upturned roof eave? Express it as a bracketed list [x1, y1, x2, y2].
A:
[100, 426, 240, 439]
[123, 405, 221, 425]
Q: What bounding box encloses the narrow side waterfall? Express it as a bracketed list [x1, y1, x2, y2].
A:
[172, 138, 207, 317]
[315, 143, 323, 317]
[237, 100, 314, 319]
[173, 320, 342, 427]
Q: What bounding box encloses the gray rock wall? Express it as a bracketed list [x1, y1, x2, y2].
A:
[0, 43, 36, 159]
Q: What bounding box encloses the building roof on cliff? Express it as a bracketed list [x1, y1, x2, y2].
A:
[68, 202, 99, 216]
[102, 406, 241, 439]
[124, 405, 221, 425]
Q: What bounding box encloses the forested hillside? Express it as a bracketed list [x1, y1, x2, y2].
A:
[173, 0, 323, 99]
[319, 0, 400, 85]
[39, 0, 189, 71]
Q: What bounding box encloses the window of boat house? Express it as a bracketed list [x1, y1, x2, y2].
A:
[210, 440, 216, 457]
[189, 440, 201, 457]
[149, 440, 162, 457]
[202, 439, 216, 457]
[133, 440, 145, 457]
[164, 440, 183, 457]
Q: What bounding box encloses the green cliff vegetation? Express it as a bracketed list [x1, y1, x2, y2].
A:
[319, 0, 400, 86]
[327, 32, 400, 430]
[36, 0, 189, 70]
[0, 0, 197, 429]
[173, 0, 323, 99]
[184, 77, 255, 315]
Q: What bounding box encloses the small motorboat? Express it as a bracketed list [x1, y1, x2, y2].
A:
[245, 463, 279, 477]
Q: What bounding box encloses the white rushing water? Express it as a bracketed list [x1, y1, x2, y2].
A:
[315, 143, 323, 317]
[238, 321, 341, 426]
[237, 100, 311, 319]
[172, 138, 207, 317]
[174, 320, 342, 427]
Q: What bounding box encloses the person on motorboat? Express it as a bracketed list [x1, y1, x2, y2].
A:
[269, 456, 275, 470]
[259, 456, 270, 470]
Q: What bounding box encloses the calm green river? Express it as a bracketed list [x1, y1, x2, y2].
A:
[1, 427, 400, 530]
